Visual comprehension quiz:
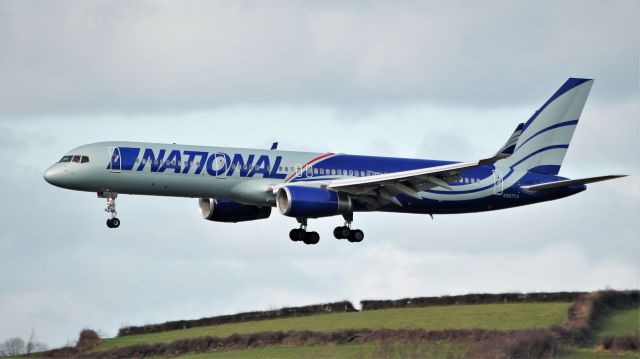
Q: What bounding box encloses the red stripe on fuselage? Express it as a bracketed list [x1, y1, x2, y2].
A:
[284, 153, 335, 182]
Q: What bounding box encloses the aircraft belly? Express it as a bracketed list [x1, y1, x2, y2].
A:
[102, 171, 237, 198]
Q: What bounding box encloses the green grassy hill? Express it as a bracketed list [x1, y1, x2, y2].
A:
[25, 291, 637, 358]
[594, 307, 640, 340]
[97, 302, 570, 351]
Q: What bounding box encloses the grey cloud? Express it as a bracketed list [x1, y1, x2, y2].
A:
[0, 0, 637, 117]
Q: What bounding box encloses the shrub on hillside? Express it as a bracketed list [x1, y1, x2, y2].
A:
[118, 301, 357, 336]
[467, 329, 558, 359]
[76, 329, 102, 352]
[561, 290, 639, 344]
[601, 335, 640, 352]
[360, 292, 585, 310]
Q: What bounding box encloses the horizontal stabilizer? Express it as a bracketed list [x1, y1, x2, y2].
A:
[520, 175, 627, 191]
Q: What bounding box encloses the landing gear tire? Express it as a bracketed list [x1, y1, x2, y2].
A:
[303, 231, 320, 245]
[106, 218, 120, 228]
[101, 192, 120, 229]
[333, 226, 351, 239]
[347, 229, 364, 243]
[289, 228, 305, 242]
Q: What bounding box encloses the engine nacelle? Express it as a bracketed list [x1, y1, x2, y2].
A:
[199, 198, 271, 223]
[276, 186, 352, 218]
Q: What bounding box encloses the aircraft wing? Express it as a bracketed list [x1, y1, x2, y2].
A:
[323, 156, 500, 207]
[328, 157, 496, 189]
[275, 126, 524, 209]
[520, 175, 627, 191]
[273, 154, 502, 209]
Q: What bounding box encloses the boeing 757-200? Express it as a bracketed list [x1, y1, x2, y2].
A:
[44, 78, 625, 244]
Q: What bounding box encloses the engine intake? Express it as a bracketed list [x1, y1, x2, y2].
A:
[276, 186, 352, 218]
[199, 198, 271, 223]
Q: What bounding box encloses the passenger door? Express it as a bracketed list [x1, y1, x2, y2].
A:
[294, 164, 303, 178]
[213, 153, 227, 179]
[108, 147, 121, 173]
[493, 169, 503, 195]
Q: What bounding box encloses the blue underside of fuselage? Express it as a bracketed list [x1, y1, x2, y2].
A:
[370, 183, 585, 215]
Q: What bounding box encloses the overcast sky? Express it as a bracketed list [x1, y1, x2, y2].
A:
[0, 0, 638, 348]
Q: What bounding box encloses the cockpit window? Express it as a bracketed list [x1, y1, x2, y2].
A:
[59, 156, 72, 163]
[81, 156, 90, 163]
[72, 155, 81, 163]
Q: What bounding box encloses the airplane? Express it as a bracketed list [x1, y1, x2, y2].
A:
[43, 78, 626, 245]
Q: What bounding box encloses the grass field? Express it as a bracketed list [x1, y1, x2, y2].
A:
[559, 347, 640, 358]
[169, 343, 640, 359]
[177, 342, 472, 359]
[97, 302, 571, 351]
[594, 307, 640, 340]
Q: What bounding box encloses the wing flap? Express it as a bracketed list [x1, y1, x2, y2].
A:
[520, 175, 627, 191]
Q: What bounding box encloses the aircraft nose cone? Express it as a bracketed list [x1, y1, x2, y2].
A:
[43, 165, 63, 186]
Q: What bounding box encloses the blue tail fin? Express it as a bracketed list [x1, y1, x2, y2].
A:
[502, 78, 594, 175]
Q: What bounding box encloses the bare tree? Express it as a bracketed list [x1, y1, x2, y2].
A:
[25, 329, 47, 354]
[0, 337, 25, 356]
[0, 329, 48, 357]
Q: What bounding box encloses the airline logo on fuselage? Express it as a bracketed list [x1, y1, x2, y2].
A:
[107, 147, 286, 179]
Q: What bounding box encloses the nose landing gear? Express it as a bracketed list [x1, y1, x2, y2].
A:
[99, 192, 120, 229]
[106, 217, 120, 228]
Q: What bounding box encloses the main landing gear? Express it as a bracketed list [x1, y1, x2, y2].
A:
[333, 212, 364, 242]
[99, 192, 120, 229]
[288, 214, 364, 245]
[333, 223, 364, 242]
[289, 218, 320, 245]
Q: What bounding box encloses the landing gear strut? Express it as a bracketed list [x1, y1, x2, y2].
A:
[99, 192, 121, 229]
[289, 218, 320, 245]
[333, 213, 364, 242]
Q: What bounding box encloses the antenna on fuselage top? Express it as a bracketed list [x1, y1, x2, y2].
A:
[271, 142, 278, 150]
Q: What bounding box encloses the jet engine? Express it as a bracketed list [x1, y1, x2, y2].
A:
[199, 198, 271, 223]
[276, 186, 352, 218]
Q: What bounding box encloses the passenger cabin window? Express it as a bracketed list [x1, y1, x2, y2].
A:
[59, 156, 72, 163]
[81, 156, 90, 163]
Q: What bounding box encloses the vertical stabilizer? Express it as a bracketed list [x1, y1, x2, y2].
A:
[503, 78, 594, 175]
